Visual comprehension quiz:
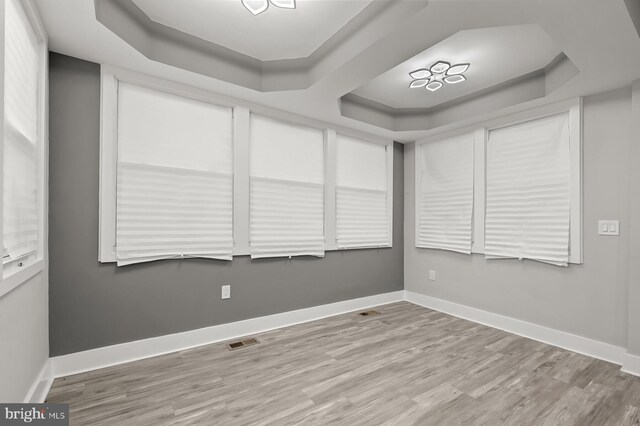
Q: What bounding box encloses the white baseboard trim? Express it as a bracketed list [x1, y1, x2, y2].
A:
[24, 359, 53, 403]
[404, 290, 631, 371]
[41, 288, 639, 395]
[621, 352, 640, 377]
[49, 291, 404, 380]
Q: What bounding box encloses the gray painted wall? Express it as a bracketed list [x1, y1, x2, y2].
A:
[48, 53, 404, 357]
[404, 87, 632, 347]
[0, 273, 48, 401]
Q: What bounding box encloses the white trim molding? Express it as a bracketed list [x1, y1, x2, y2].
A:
[414, 98, 583, 264]
[0, 259, 44, 299]
[24, 360, 53, 403]
[31, 289, 640, 403]
[622, 352, 640, 377]
[98, 66, 394, 263]
[404, 291, 633, 372]
[49, 291, 404, 379]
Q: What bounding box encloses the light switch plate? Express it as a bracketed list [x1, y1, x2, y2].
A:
[221, 285, 231, 299]
[429, 270, 436, 281]
[598, 220, 620, 236]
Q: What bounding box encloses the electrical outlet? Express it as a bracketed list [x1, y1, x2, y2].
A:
[221, 285, 231, 299]
[429, 270, 436, 281]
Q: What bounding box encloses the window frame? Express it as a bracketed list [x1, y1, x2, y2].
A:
[415, 98, 583, 264]
[0, 0, 48, 290]
[332, 132, 394, 250]
[99, 67, 393, 263]
[414, 131, 476, 254]
[248, 112, 326, 259]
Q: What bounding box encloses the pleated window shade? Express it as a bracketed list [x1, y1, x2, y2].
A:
[116, 83, 233, 265]
[249, 115, 324, 259]
[336, 135, 389, 248]
[417, 133, 474, 253]
[3, 0, 40, 265]
[485, 113, 571, 266]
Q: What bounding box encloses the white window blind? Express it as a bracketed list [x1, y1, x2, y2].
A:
[249, 115, 324, 259]
[417, 133, 474, 253]
[116, 83, 233, 265]
[336, 135, 389, 248]
[3, 0, 40, 266]
[485, 113, 571, 266]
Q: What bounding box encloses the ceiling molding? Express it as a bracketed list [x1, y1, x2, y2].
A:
[340, 53, 579, 132]
[39, 0, 640, 142]
[94, 0, 428, 92]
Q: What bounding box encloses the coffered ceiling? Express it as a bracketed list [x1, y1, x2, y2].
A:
[34, 0, 640, 141]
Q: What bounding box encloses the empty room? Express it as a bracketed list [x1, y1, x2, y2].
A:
[1, 0, 640, 424]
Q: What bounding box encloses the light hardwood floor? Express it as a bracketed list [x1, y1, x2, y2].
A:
[47, 302, 640, 425]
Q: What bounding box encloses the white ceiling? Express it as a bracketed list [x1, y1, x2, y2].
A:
[34, 0, 640, 142]
[132, 0, 372, 60]
[352, 25, 560, 109]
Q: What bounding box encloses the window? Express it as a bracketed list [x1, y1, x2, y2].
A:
[113, 83, 233, 265]
[485, 113, 571, 266]
[416, 133, 474, 254]
[415, 100, 582, 266]
[99, 68, 394, 265]
[2, 0, 45, 277]
[249, 115, 325, 259]
[335, 134, 390, 248]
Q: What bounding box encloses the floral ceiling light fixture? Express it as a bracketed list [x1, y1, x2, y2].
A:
[241, 0, 296, 16]
[409, 61, 470, 92]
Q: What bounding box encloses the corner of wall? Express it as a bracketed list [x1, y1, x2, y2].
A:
[627, 81, 640, 355]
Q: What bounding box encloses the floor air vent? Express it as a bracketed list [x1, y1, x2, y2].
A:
[359, 310, 381, 317]
[226, 337, 260, 351]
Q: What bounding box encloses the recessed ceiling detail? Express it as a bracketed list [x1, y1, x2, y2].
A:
[241, 0, 296, 16]
[39, 0, 640, 140]
[353, 25, 562, 110]
[93, 0, 426, 92]
[341, 24, 581, 132]
[409, 61, 470, 92]
[132, 0, 371, 61]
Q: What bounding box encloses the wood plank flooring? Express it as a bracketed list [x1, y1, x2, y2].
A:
[46, 302, 640, 425]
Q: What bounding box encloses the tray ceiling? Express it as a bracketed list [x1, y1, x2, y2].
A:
[351, 25, 561, 110]
[35, 0, 640, 140]
[132, 0, 373, 61]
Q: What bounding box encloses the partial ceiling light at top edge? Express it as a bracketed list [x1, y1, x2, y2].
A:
[242, 0, 296, 15]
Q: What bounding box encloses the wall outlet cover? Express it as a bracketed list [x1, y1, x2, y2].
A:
[429, 270, 436, 281]
[221, 285, 231, 299]
[598, 220, 620, 236]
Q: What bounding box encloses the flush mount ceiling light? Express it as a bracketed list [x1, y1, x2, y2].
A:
[425, 81, 443, 92]
[242, 0, 295, 16]
[409, 61, 470, 92]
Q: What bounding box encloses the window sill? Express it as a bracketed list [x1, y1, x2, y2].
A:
[99, 244, 394, 263]
[415, 246, 583, 265]
[0, 259, 45, 299]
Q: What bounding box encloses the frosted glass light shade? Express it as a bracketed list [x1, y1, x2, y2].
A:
[430, 61, 451, 74]
[426, 81, 443, 91]
[242, 0, 269, 15]
[409, 69, 431, 80]
[270, 0, 296, 8]
[409, 79, 429, 88]
[444, 75, 466, 84]
[242, 0, 296, 15]
[447, 63, 469, 75]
